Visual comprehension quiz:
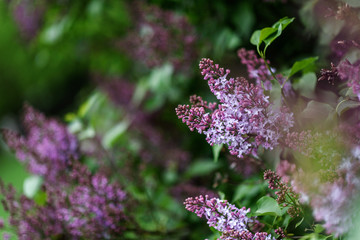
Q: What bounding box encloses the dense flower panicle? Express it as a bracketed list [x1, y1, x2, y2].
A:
[177, 59, 294, 158]
[338, 59, 360, 101]
[117, 1, 196, 72]
[293, 147, 360, 236]
[0, 163, 127, 240]
[184, 195, 277, 240]
[220, 230, 276, 240]
[1, 105, 79, 183]
[184, 195, 251, 233]
[264, 170, 301, 217]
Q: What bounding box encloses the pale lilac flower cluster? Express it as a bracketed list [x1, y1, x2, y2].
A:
[0, 164, 127, 239]
[277, 145, 360, 236]
[9, 0, 44, 41]
[237, 48, 293, 97]
[1, 104, 79, 183]
[337, 59, 360, 101]
[0, 106, 127, 239]
[301, 147, 360, 236]
[264, 170, 301, 217]
[176, 59, 294, 158]
[238, 48, 273, 91]
[184, 195, 277, 240]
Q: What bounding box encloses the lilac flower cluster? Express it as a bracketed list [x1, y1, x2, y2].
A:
[285, 130, 345, 182]
[1, 104, 79, 183]
[337, 59, 360, 101]
[1, 106, 127, 239]
[184, 195, 277, 240]
[0, 164, 127, 239]
[176, 59, 294, 158]
[117, 1, 196, 72]
[9, 0, 44, 41]
[309, 147, 360, 236]
[237, 48, 293, 97]
[287, 147, 360, 236]
[238, 48, 273, 91]
[264, 170, 301, 217]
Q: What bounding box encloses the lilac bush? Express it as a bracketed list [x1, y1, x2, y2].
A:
[4, 0, 360, 239]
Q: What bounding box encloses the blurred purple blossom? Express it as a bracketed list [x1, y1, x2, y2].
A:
[0, 162, 127, 239]
[1, 104, 79, 183]
[338, 59, 360, 101]
[117, 1, 197, 72]
[10, 0, 44, 41]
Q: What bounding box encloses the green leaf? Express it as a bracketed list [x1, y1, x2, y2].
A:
[272, 17, 296, 30]
[255, 196, 283, 216]
[263, 17, 295, 54]
[23, 175, 43, 198]
[300, 100, 334, 121]
[336, 98, 360, 116]
[250, 30, 261, 46]
[102, 120, 130, 149]
[293, 72, 317, 98]
[288, 57, 318, 78]
[184, 159, 221, 178]
[269, 78, 282, 108]
[314, 224, 325, 233]
[259, 28, 278, 44]
[232, 183, 262, 202]
[295, 217, 304, 228]
[212, 144, 223, 162]
[250, 17, 295, 56]
[34, 191, 47, 206]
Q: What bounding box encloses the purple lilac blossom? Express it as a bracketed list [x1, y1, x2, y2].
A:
[237, 48, 294, 98]
[184, 195, 277, 240]
[0, 163, 127, 240]
[10, 0, 44, 41]
[278, 144, 360, 236]
[117, 1, 196, 72]
[1, 104, 79, 183]
[1, 106, 127, 239]
[298, 147, 360, 236]
[176, 59, 294, 158]
[264, 170, 301, 217]
[337, 59, 360, 101]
